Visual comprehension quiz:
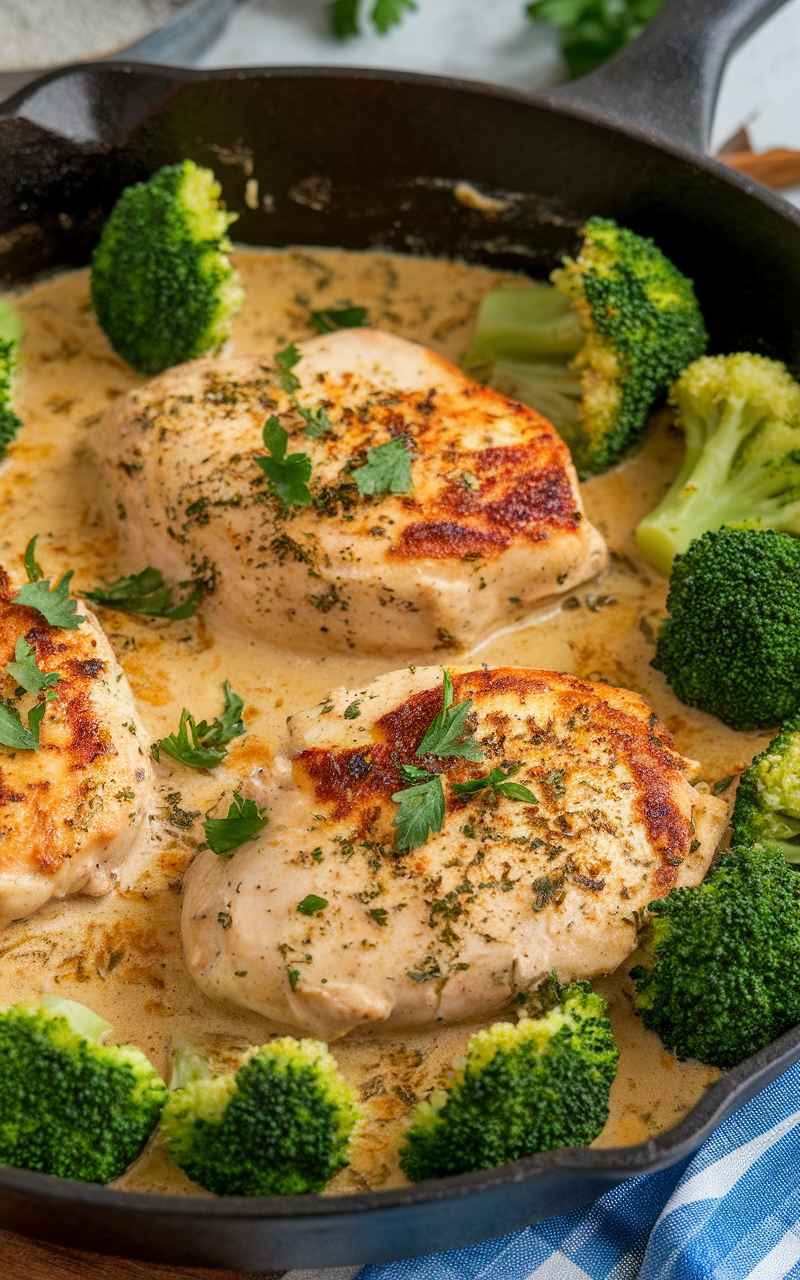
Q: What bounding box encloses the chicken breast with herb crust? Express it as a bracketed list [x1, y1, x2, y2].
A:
[0, 566, 151, 927]
[182, 665, 726, 1040]
[94, 329, 607, 653]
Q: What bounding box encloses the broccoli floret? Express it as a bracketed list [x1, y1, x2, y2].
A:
[631, 844, 800, 1067]
[636, 354, 800, 576]
[159, 1036, 361, 1195]
[91, 160, 245, 376]
[398, 978, 618, 1183]
[464, 217, 706, 474]
[653, 526, 800, 729]
[731, 715, 800, 863]
[0, 298, 23, 460]
[0, 994, 166, 1182]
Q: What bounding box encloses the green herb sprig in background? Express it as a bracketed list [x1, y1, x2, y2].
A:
[526, 0, 665, 78]
[330, 0, 416, 37]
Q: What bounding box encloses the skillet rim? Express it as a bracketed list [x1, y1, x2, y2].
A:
[1, 55, 800, 1250]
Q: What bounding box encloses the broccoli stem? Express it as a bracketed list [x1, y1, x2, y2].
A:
[0, 299, 23, 345]
[636, 395, 800, 576]
[38, 993, 112, 1044]
[463, 287, 584, 434]
[169, 1038, 214, 1090]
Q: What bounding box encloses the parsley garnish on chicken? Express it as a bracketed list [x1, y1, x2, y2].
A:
[417, 669, 482, 760]
[256, 418, 313, 507]
[452, 765, 537, 803]
[392, 669, 483, 849]
[0, 639, 58, 751]
[11, 571, 86, 630]
[352, 435, 414, 497]
[6, 639, 61, 699]
[272, 344, 332, 440]
[204, 793, 269, 858]
[0, 701, 46, 752]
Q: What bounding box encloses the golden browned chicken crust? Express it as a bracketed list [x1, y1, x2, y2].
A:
[93, 330, 607, 653]
[0, 567, 152, 927]
[182, 665, 727, 1039]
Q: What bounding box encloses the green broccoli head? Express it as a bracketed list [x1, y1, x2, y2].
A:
[0, 299, 24, 459]
[462, 217, 706, 474]
[632, 844, 800, 1067]
[91, 160, 245, 376]
[731, 715, 800, 863]
[0, 994, 166, 1183]
[653, 526, 800, 729]
[159, 1036, 361, 1196]
[552, 216, 707, 472]
[636, 354, 800, 576]
[398, 978, 618, 1183]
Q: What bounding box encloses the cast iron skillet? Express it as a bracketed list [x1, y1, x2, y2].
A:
[0, 0, 799, 1269]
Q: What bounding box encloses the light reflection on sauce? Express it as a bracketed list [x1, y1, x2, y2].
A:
[0, 248, 768, 1196]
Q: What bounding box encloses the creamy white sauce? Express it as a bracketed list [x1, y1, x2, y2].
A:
[0, 249, 769, 1195]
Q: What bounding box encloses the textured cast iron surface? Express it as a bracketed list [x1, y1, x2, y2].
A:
[0, 49, 799, 1271]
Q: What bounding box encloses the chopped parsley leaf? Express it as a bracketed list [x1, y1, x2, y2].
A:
[274, 342, 301, 394]
[287, 967, 301, 990]
[310, 306, 369, 333]
[23, 535, 43, 583]
[399, 762, 431, 784]
[12, 571, 86, 630]
[343, 700, 361, 719]
[273, 342, 333, 439]
[352, 434, 413, 497]
[297, 402, 333, 440]
[152, 681, 245, 769]
[204, 792, 269, 857]
[0, 700, 46, 752]
[256, 416, 312, 507]
[86, 566, 200, 620]
[297, 894, 328, 916]
[392, 773, 445, 851]
[452, 764, 537, 803]
[204, 680, 246, 747]
[369, 907, 388, 926]
[417, 669, 483, 761]
[6, 639, 61, 699]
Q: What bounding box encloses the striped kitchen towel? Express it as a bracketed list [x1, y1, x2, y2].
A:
[351, 1060, 800, 1280]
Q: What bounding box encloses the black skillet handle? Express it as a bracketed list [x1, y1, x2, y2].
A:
[548, 0, 787, 154]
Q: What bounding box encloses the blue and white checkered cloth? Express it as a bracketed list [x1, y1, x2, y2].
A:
[349, 1061, 800, 1280]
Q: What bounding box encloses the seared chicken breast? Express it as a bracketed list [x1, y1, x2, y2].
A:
[0, 568, 151, 927]
[182, 665, 726, 1040]
[94, 330, 606, 653]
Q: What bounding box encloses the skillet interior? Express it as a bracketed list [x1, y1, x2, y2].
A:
[1, 62, 800, 1270]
